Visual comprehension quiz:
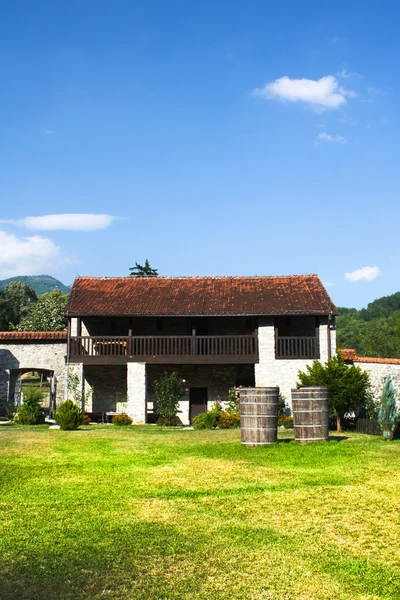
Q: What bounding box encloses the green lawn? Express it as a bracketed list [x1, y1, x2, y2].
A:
[1, 426, 399, 600]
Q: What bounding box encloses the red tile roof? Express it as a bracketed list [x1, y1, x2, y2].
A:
[340, 349, 358, 361]
[340, 349, 400, 365]
[66, 275, 337, 317]
[0, 331, 67, 342]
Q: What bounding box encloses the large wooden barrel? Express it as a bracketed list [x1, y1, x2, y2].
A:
[240, 387, 279, 446]
[292, 387, 329, 443]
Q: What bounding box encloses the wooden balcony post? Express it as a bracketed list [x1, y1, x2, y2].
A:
[191, 328, 196, 355]
[127, 329, 132, 356]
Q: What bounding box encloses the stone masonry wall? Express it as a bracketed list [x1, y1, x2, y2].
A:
[0, 341, 67, 407]
[127, 363, 146, 423]
[354, 360, 400, 405]
[255, 317, 336, 404]
[83, 365, 127, 412]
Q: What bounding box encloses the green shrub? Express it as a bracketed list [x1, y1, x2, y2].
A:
[156, 415, 181, 426]
[82, 414, 91, 425]
[153, 372, 184, 425]
[378, 376, 399, 440]
[278, 415, 293, 429]
[218, 410, 240, 429]
[227, 387, 241, 412]
[193, 411, 218, 429]
[112, 414, 133, 426]
[54, 400, 84, 430]
[278, 393, 291, 417]
[14, 386, 45, 425]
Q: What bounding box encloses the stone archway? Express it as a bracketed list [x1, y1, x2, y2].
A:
[9, 368, 56, 414]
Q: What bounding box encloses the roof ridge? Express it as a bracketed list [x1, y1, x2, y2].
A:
[73, 274, 319, 280]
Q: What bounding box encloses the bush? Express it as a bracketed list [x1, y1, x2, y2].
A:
[227, 387, 241, 412]
[193, 411, 218, 429]
[14, 386, 45, 425]
[279, 394, 291, 417]
[112, 414, 133, 426]
[54, 400, 84, 430]
[218, 411, 240, 429]
[153, 372, 184, 425]
[156, 415, 181, 426]
[278, 415, 293, 429]
[378, 376, 399, 440]
[82, 414, 91, 425]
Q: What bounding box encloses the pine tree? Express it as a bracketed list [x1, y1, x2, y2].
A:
[129, 259, 158, 277]
[378, 376, 399, 440]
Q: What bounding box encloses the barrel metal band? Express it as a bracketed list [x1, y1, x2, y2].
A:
[295, 437, 328, 441]
[242, 442, 276, 445]
[294, 423, 328, 427]
[293, 409, 328, 413]
[241, 427, 277, 431]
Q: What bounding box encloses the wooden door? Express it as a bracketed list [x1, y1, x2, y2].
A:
[189, 387, 208, 423]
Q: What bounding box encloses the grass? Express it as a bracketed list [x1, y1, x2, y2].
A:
[0, 426, 399, 600]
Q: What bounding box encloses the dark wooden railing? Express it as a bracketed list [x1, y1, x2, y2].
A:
[70, 334, 259, 361]
[276, 336, 319, 359]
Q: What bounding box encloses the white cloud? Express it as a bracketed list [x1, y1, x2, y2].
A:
[0, 230, 62, 278]
[345, 266, 382, 282]
[44, 129, 57, 135]
[315, 132, 346, 144]
[0, 213, 118, 232]
[323, 281, 335, 288]
[253, 75, 355, 110]
[337, 66, 363, 80]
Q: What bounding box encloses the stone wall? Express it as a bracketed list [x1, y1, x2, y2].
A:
[83, 364, 127, 412]
[0, 340, 67, 407]
[354, 359, 400, 404]
[127, 363, 146, 423]
[255, 317, 336, 404]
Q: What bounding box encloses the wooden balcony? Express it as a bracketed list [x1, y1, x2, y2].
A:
[69, 334, 259, 365]
[275, 335, 319, 360]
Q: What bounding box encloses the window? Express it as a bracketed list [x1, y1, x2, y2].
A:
[156, 320, 163, 331]
[110, 320, 117, 332]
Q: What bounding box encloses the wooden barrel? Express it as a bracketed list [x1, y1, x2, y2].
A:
[292, 387, 329, 443]
[240, 387, 279, 446]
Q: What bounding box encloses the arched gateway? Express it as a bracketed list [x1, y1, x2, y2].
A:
[0, 332, 67, 415]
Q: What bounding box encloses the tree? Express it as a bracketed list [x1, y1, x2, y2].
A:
[129, 259, 158, 277]
[153, 372, 183, 425]
[15, 290, 68, 331]
[0, 282, 37, 330]
[298, 352, 371, 432]
[378, 376, 399, 440]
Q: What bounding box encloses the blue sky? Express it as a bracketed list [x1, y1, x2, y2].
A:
[0, 0, 398, 308]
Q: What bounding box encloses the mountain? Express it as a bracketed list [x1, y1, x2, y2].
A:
[0, 275, 70, 296]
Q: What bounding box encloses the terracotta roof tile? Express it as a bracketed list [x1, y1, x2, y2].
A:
[340, 349, 358, 361]
[0, 331, 67, 342]
[66, 275, 337, 317]
[340, 348, 400, 365]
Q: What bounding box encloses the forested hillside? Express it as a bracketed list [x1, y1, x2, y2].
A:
[0, 275, 70, 296]
[336, 292, 400, 358]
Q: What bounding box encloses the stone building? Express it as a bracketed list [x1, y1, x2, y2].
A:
[0, 275, 338, 423]
[64, 275, 337, 424]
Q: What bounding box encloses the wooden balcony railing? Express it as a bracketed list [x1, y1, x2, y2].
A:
[276, 335, 319, 359]
[69, 334, 259, 364]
